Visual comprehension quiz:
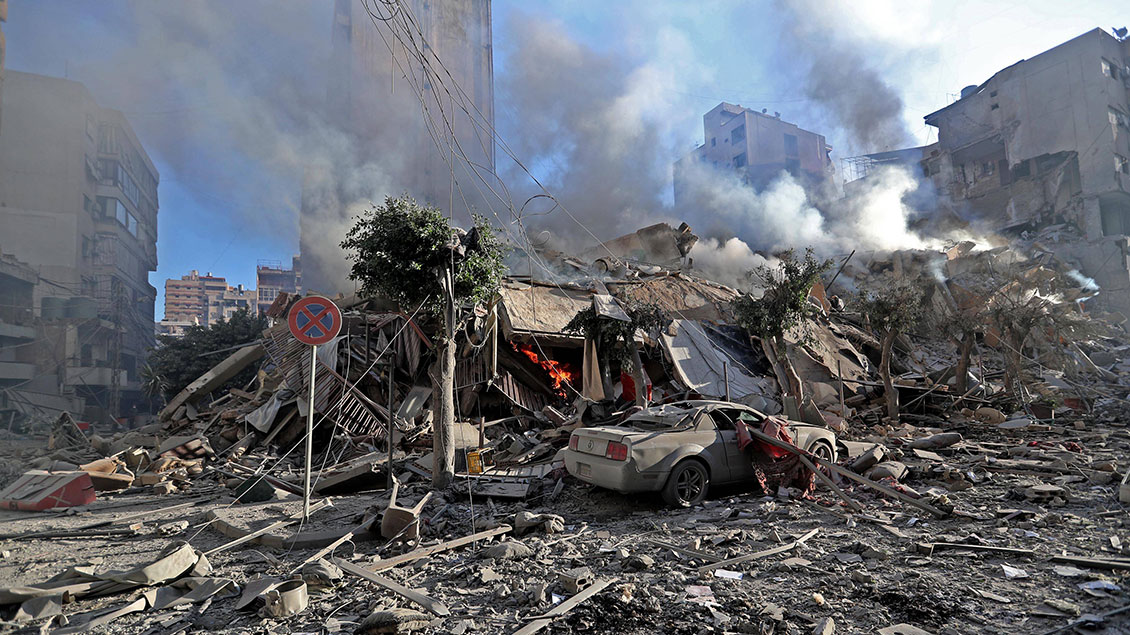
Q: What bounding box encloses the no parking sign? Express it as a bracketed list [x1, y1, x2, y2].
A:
[287, 295, 342, 520]
[288, 296, 342, 345]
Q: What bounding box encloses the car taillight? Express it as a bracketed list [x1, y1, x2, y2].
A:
[605, 441, 628, 461]
[569, 434, 579, 451]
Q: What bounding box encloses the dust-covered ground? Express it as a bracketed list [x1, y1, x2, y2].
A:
[1, 410, 1129, 635]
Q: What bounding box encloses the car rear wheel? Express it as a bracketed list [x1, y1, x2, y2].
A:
[810, 440, 835, 464]
[662, 460, 710, 507]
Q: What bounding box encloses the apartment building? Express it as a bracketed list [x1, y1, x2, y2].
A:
[674, 102, 833, 204]
[0, 71, 159, 422]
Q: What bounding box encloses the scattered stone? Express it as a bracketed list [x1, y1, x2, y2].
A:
[158, 520, 189, 535]
[302, 558, 343, 589]
[559, 566, 594, 594]
[850, 446, 886, 473]
[1001, 564, 1028, 579]
[482, 541, 532, 560]
[1025, 484, 1068, 503]
[479, 567, 502, 583]
[812, 616, 836, 635]
[1042, 599, 1081, 616]
[866, 461, 908, 482]
[908, 432, 963, 450]
[355, 608, 431, 634]
[625, 554, 654, 570]
[974, 407, 1007, 424]
[512, 511, 565, 535]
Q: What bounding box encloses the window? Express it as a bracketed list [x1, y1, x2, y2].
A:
[733, 153, 747, 168]
[784, 133, 799, 156]
[989, 90, 998, 98]
[990, 103, 999, 110]
[127, 213, 139, 237]
[786, 157, 801, 173]
[117, 164, 141, 207]
[710, 137, 716, 147]
[731, 124, 745, 145]
[1102, 59, 1119, 79]
[1117, 154, 1130, 175]
[1012, 159, 1031, 179]
[982, 161, 995, 176]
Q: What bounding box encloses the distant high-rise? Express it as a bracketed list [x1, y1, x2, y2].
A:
[674, 102, 833, 205]
[300, 0, 495, 294]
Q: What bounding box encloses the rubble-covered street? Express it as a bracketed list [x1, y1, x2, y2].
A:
[3, 2, 1130, 634]
[2, 230, 1130, 634]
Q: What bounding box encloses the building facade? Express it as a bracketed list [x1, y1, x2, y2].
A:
[0, 71, 159, 422]
[160, 270, 256, 337]
[919, 28, 1130, 320]
[674, 102, 833, 204]
[256, 257, 300, 314]
[299, 0, 494, 293]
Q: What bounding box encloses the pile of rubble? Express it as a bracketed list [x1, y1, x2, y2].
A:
[1, 223, 1129, 634]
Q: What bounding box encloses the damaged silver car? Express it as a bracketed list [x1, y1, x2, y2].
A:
[564, 400, 838, 507]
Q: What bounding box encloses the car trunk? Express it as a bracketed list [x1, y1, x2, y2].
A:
[571, 426, 632, 458]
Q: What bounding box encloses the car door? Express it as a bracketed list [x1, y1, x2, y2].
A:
[687, 410, 733, 483]
[709, 408, 757, 483]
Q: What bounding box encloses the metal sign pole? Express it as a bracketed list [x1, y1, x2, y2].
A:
[386, 361, 395, 491]
[303, 343, 317, 521]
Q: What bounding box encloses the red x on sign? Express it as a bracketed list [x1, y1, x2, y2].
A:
[287, 296, 342, 346]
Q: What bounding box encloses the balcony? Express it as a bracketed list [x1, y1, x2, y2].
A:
[0, 361, 35, 381]
[0, 320, 36, 340]
[65, 366, 127, 387]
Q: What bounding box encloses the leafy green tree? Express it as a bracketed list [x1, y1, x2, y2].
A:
[732, 249, 832, 403]
[342, 195, 505, 488]
[857, 280, 927, 420]
[564, 300, 669, 405]
[147, 309, 268, 401]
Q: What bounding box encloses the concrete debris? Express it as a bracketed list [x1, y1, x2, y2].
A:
[1, 224, 1130, 634]
[355, 607, 431, 634]
[483, 540, 533, 560]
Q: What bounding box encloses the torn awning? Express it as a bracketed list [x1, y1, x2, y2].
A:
[661, 319, 777, 405]
[497, 283, 592, 339]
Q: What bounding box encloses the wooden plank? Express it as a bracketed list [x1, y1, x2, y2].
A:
[336, 558, 450, 616]
[746, 427, 948, 518]
[797, 454, 864, 513]
[369, 525, 513, 572]
[204, 498, 332, 556]
[925, 542, 1036, 557]
[1049, 554, 1130, 571]
[513, 578, 615, 635]
[646, 540, 724, 563]
[699, 528, 819, 573]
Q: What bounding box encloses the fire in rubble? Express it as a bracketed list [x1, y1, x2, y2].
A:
[512, 342, 578, 396]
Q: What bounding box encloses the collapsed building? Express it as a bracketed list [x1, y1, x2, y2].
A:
[3, 215, 1130, 633]
[848, 28, 1130, 323]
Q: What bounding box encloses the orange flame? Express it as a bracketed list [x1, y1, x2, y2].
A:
[512, 342, 578, 396]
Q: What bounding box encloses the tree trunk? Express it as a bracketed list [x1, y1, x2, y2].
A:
[1003, 330, 1026, 398]
[431, 264, 457, 490]
[759, 337, 790, 398]
[429, 335, 456, 489]
[954, 334, 974, 394]
[881, 331, 898, 420]
[773, 335, 804, 402]
[629, 343, 648, 407]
